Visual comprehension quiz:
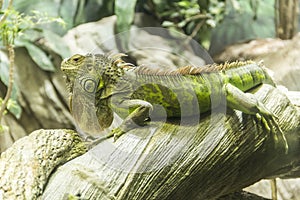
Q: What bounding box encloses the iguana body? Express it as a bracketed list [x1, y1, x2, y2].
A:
[61, 53, 288, 152]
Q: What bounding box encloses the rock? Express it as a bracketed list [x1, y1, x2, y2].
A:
[62, 13, 212, 70]
[213, 33, 300, 90]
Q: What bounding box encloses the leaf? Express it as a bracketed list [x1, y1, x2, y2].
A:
[42, 30, 70, 58]
[206, 19, 216, 28]
[209, 0, 275, 55]
[178, 20, 187, 28]
[14, 0, 70, 35]
[7, 99, 22, 119]
[85, 0, 114, 21]
[0, 51, 22, 118]
[152, 0, 170, 13]
[178, 1, 191, 8]
[0, 125, 9, 135]
[59, 0, 79, 29]
[0, 51, 10, 87]
[73, 0, 86, 26]
[185, 8, 200, 16]
[115, 0, 138, 49]
[162, 21, 175, 27]
[0, 51, 18, 99]
[115, 0, 137, 32]
[16, 39, 55, 71]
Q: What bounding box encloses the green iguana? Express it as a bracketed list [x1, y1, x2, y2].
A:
[61, 53, 288, 152]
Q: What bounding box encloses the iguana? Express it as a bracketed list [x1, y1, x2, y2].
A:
[61, 53, 288, 152]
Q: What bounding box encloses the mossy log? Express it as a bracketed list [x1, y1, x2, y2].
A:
[0, 84, 299, 200]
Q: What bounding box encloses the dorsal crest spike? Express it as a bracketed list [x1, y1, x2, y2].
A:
[109, 53, 128, 62]
[134, 60, 256, 75]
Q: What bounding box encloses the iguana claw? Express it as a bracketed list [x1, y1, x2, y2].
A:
[255, 113, 288, 154]
[111, 128, 125, 141]
[225, 83, 288, 153]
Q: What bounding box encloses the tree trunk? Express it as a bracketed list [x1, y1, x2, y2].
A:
[0, 85, 299, 200]
[275, 0, 298, 39]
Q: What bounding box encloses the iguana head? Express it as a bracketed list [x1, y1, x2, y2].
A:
[61, 53, 131, 95]
[61, 53, 132, 132]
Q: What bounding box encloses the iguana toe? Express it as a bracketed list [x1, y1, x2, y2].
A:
[258, 113, 288, 153]
[111, 128, 125, 142]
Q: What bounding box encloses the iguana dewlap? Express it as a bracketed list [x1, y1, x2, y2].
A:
[61, 53, 288, 152]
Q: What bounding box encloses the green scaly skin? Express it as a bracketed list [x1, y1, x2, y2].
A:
[61, 53, 288, 153]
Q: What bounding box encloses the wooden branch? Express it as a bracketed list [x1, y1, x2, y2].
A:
[0, 45, 15, 122]
[0, 85, 299, 199]
[0, 129, 87, 199]
[0, 0, 13, 26]
[275, 0, 298, 39]
[218, 191, 269, 200]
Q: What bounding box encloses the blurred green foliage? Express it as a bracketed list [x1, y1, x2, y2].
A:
[0, 0, 283, 73]
[0, 0, 115, 120]
[209, 0, 276, 55]
[0, 51, 20, 119]
[145, 0, 226, 48]
[114, 0, 278, 51]
[0, 0, 297, 122]
[0, 0, 295, 71]
[0, 3, 67, 119]
[13, 0, 114, 35]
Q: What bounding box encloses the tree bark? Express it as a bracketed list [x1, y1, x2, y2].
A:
[0, 129, 87, 199]
[0, 84, 299, 200]
[275, 0, 298, 39]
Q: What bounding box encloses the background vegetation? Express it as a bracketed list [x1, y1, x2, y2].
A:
[0, 0, 299, 143]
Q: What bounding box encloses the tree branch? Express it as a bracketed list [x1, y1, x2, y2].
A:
[0, 0, 13, 26]
[0, 44, 15, 122]
[0, 129, 87, 199]
[0, 85, 299, 199]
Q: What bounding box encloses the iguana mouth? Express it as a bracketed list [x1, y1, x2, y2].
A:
[60, 60, 80, 71]
[61, 54, 86, 72]
[61, 65, 79, 70]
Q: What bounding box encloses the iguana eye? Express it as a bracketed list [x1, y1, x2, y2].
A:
[70, 54, 84, 64]
[81, 78, 97, 93]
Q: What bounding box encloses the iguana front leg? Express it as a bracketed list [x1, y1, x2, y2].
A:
[109, 99, 153, 140]
[88, 99, 152, 148]
[224, 83, 288, 153]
